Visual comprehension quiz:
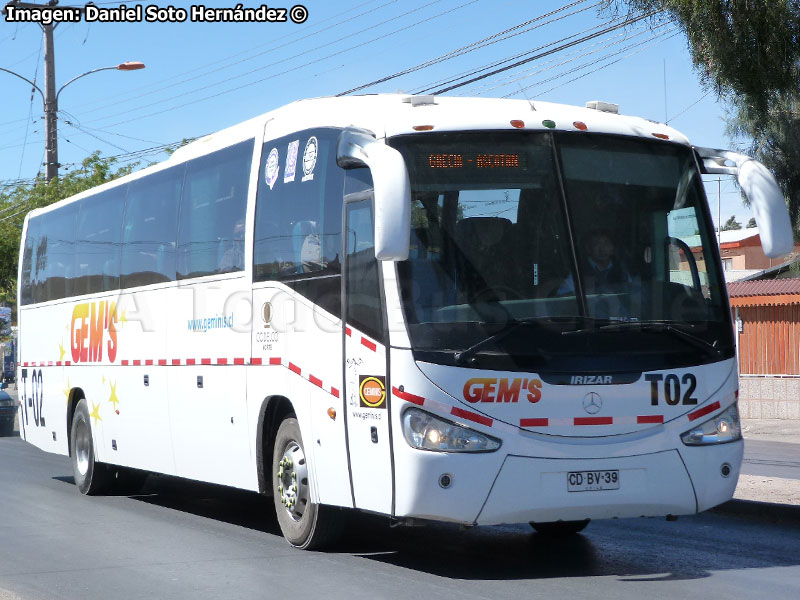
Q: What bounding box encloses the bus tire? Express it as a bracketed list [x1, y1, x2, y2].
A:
[272, 417, 343, 549]
[530, 519, 590, 536]
[70, 399, 112, 495]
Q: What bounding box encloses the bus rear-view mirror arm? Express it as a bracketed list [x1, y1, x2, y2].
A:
[337, 128, 411, 261]
[694, 146, 794, 257]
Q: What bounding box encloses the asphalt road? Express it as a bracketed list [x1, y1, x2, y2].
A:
[0, 427, 799, 600]
[741, 439, 800, 480]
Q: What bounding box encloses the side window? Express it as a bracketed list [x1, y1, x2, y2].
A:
[20, 217, 41, 305]
[253, 129, 344, 317]
[74, 187, 126, 296]
[345, 199, 385, 342]
[40, 203, 78, 301]
[177, 139, 253, 280]
[121, 165, 183, 288]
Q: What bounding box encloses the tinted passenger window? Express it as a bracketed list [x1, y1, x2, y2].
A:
[20, 217, 41, 305]
[177, 139, 253, 280]
[40, 203, 78, 301]
[253, 129, 344, 316]
[121, 166, 183, 287]
[74, 187, 126, 296]
[345, 199, 384, 342]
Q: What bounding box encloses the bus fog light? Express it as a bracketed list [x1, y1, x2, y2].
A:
[720, 463, 731, 477]
[681, 403, 741, 446]
[402, 407, 501, 452]
[439, 473, 453, 488]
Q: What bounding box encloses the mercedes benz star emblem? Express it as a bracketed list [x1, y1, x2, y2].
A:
[582, 392, 602, 414]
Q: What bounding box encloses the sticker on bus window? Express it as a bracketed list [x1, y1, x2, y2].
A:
[359, 375, 386, 409]
[284, 140, 299, 183]
[302, 136, 318, 182]
[265, 148, 279, 189]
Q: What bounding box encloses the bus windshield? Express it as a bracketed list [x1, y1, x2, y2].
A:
[390, 131, 733, 372]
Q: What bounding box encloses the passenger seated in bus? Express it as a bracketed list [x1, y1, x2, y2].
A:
[557, 229, 632, 295]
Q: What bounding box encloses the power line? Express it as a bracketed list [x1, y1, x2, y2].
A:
[337, 0, 599, 95]
[429, 10, 661, 94]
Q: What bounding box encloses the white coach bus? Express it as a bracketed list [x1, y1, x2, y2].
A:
[17, 95, 793, 548]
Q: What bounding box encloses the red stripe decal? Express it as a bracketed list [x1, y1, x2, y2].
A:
[233, 358, 245, 365]
[201, 358, 211, 365]
[688, 401, 721, 422]
[251, 357, 263, 365]
[289, 362, 301, 375]
[186, 359, 196, 366]
[48, 362, 54, 366]
[361, 337, 377, 352]
[65, 361, 71, 366]
[331, 387, 340, 398]
[269, 357, 282, 366]
[145, 360, 153, 366]
[574, 417, 613, 426]
[22, 362, 27, 367]
[345, 327, 352, 337]
[172, 359, 181, 365]
[122, 360, 129, 366]
[158, 359, 167, 366]
[392, 386, 424, 406]
[451, 407, 493, 427]
[133, 360, 141, 366]
[637, 415, 664, 424]
[520, 418, 549, 427]
[309, 374, 323, 388]
[217, 358, 228, 365]
[56, 361, 62, 366]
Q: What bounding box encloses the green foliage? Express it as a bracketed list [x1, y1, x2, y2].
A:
[0, 153, 136, 318]
[722, 215, 742, 231]
[747, 217, 756, 228]
[610, 0, 800, 238]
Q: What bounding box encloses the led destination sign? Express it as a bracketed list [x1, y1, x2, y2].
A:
[427, 153, 523, 169]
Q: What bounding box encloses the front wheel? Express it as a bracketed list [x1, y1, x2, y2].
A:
[70, 399, 112, 495]
[530, 519, 590, 536]
[272, 417, 343, 549]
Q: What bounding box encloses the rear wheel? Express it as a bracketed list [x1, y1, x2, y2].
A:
[70, 399, 112, 495]
[530, 519, 590, 536]
[272, 417, 343, 549]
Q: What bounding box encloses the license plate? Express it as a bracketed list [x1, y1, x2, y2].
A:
[567, 470, 620, 492]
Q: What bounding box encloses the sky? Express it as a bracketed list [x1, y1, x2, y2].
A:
[0, 0, 753, 228]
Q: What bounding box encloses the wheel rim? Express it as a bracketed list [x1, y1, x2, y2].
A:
[276, 440, 309, 521]
[75, 417, 91, 476]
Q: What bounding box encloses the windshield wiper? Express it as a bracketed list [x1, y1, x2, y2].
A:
[453, 316, 601, 366]
[563, 320, 724, 358]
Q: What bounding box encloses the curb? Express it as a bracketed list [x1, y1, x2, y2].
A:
[709, 499, 800, 523]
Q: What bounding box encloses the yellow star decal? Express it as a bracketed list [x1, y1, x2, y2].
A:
[58, 341, 66, 362]
[62, 378, 71, 402]
[89, 402, 102, 425]
[108, 381, 120, 411]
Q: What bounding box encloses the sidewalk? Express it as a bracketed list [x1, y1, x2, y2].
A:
[734, 418, 800, 507]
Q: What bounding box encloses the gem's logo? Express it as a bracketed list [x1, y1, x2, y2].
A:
[463, 378, 542, 404]
[71, 301, 118, 363]
[359, 375, 386, 409]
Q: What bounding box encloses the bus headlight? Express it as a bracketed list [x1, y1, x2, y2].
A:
[402, 407, 501, 452]
[681, 403, 741, 446]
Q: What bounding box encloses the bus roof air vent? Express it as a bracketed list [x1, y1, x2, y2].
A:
[586, 100, 619, 114]
[402, 95, 437, 107]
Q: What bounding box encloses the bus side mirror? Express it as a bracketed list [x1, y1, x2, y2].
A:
[337, 128, 411, 261]
[695, 147, 794, 257]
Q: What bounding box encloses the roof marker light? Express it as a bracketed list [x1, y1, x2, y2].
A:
[542, 119, 556, 129]
[510, 120, 525, 129]
[413, 125, 434, 131]
[652, 132, 670, 140]
[573, 121, 588, 131]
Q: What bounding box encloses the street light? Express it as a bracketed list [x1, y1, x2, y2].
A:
[0, 61, 146, 181]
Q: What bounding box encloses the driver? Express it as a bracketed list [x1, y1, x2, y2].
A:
[558, 229, 632, 295]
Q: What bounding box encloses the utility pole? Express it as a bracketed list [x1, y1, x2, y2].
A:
[1, 1, 143, 181]
[4, 1, 61, 181]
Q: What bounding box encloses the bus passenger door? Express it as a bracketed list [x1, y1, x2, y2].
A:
[343, 198, 393, 514]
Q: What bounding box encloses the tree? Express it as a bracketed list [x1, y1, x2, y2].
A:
[747, 218, 757, 228]
[0, 153, 136, 321]
[609, 1, 800, 235]
[722, 215, 742, 231]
